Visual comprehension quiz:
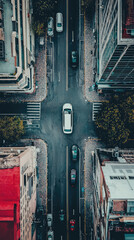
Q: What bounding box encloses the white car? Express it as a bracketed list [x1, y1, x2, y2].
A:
[48, 230, 54, 240]
[47, 214, 52, 227]
[62, 103, 73, 134]
[47, 17, 54, 37]
[39, 37, 44, 45]
[56, 13, 63, 32]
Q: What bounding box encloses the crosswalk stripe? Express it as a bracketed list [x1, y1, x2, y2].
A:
[92, 102, 102, 121]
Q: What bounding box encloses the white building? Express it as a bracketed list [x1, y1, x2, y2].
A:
[0, 0, 35, 93]
[93, 148, 134, 240]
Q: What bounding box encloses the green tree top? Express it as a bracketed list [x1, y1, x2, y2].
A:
[0, 116, 24, 144]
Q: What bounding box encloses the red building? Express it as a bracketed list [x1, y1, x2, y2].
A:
[0, 167, 20, 240]
[0, 146, 37, 240]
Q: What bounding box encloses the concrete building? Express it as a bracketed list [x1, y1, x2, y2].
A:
[0, 146, 38, 240]
[97, 0, 134, 93]
[92, 147, 134, 240]
[0, 0, 35, 93]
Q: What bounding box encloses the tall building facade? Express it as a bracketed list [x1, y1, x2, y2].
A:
[97, 0, 134, 93]
[0, 146, 38, 240]
[0, 0, 35, 93]
[92, 148, 134, 240]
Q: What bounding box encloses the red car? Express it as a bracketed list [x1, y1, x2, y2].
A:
[70, 219, 75, 231]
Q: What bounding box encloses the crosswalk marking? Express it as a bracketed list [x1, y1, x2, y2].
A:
[26, 102, 41, 128]
[92, 102, 102, 121]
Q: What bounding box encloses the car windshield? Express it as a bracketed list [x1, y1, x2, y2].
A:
[57, 23, 62, 27]
[65, 129, 71, 132]
[48, 28, 52, 31]
[64, 109, 71, 113]
[71, 174, 75, 179]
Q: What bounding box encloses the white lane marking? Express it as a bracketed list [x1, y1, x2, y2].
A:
[58, 71, 61, 82]
[52, 42, 54, 82]
[66, 0, 69, 91]
[73, 209, 75, 215]
[66, 145, 69, 240]
[79, 148, 82, 239]
[72, 31, 74, 42]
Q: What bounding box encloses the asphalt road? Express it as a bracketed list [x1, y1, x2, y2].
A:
[41, 0, 96, 239]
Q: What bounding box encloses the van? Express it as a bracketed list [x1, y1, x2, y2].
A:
[62, 103, 73, 134]
[56, 13, 63, 32]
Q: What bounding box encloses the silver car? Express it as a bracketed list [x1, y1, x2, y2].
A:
[56, 13, 63, 32]
[47, 214, 52, 227]
[47, 17, 54, 37]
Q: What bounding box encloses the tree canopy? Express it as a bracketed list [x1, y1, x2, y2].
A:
[95, 94, 134, 147]
[0, 116, 24, 144]
[32, 0, 56, 35]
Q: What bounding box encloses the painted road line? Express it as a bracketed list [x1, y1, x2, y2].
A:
[66, 0, 69, 91]
[79, 149, 82, 240]
[84, 143, 86, 240]
[58, 71, 61, 82]
[46, 143, 48, 214]
[51, 183, 53, 214]
[66, 145, 69, 240]
[52, 42, 54, 82]
[72, 31, 74, 42]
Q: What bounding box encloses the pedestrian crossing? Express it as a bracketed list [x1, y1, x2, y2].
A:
[26, 102, 41, 129]
[92, 102, 102, 121]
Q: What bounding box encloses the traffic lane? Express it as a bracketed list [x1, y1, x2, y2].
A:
[41, 106, 67, 231]
[68, 155, 79, 240]
[54, 0, 66, 86]
[0, 103, 27, 114]
[53, 148, 66, 240]
[68, 0, 79, 47]
[67, 141, 79, 240]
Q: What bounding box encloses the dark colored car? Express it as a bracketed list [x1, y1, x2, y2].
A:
[70, 169, 76, 185]
[70, 219, 75, 231]
[71, 145, 79, 161]
[59, 210, 64, 221]
[71, 51, 78, 68]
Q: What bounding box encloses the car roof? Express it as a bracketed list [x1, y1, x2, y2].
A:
[63, 103, 72, 110]
[71, 169, 76, 174]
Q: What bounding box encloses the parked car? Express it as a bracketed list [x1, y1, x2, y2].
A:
[59, 209, 65, 222]
[70, 219, 75, 231]
[48, 230, 54, 240]
[56, 13, 63, 32]
[62, 103, 73, 134]
[70, 169, 76, 185]
[39, 37, 45, 45]
[71, 51, 78, 68]
[47, 214, 52, 227]
[47, 17, 54, 37]
[71, 145, 79, 161]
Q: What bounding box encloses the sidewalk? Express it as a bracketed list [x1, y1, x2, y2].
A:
[20, 138, 48, 212]
[84, 139, 104, 239]
[0, 37, 47, 103]
[84, 14, 107, 102]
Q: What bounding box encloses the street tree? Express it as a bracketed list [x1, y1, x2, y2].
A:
[95, 102, 130, 147]
[0, 116, 24, 144]
[32, 0, 56, 35]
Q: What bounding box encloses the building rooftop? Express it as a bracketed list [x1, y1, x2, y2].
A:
[0, 147, 30, 168]
[102, 163, 134, 199]
[0, 0, 15, 73]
